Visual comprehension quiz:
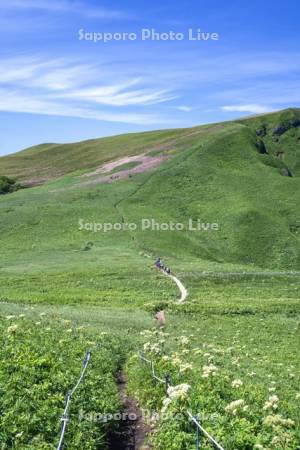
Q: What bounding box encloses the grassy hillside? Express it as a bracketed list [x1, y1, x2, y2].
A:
[120, 119, 300, 269]
[0, 109, 300, 307]
[0, 125, 225, 185]
[0, 109, 300, 449]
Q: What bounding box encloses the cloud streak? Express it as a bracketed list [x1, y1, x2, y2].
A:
[0, 88, 172, 125]
[0, 56, 177, 125]
[0, 0, 131, 19]
[220, 104, 273, 114]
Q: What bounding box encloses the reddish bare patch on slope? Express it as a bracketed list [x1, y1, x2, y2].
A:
[80, 153, 169, 186]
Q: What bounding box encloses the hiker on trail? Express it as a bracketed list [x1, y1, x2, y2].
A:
[166, 267, 171, 274]
[155, 258, 162, 268]
[155, 310, 166, 328]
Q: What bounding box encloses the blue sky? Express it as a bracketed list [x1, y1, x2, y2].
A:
[0, 0, 299, 155]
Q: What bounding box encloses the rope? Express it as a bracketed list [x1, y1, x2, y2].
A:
[56, 350, 92, 450]
[139, 352, 225, 450]
[186, 411, 225, 450]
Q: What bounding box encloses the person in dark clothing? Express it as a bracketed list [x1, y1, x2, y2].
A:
[155, 258, 162, 268]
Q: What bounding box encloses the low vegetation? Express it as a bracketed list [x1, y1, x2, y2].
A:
[0, 176, 21, 195]
[0, 109, 299, 448]
[128, 313, 300, 449]
[0, 313, 125, 449]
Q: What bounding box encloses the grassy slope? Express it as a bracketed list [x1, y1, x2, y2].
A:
[120, 117, 300, 269]
[0, 303, 152, 449]
[0, 109, 300, 449]
[0, 125, 223, 182]
[0, 109, 300, 305]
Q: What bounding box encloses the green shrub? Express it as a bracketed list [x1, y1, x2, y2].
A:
[0, 176, 21, 195]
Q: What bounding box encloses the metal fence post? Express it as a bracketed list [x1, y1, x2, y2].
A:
[164, 373, 171, 391]
[195, 414, 200, 450]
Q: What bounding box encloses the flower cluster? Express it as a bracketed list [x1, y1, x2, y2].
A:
[179, 336, 190, 346]
[202, 364, 218, 378]
[143, 342, 161, 355]
[231, 379, 243, 388]
[167, 383, 191, 400]
[179, 363, 193, 373]
[263, 414, 295, 429]
[263, 395, 279, 411]
[225, 399, 248, 416]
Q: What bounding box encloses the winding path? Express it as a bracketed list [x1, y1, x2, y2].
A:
[163, 271, 188, 303]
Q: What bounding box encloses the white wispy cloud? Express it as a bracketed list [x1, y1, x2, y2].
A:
[176, 106, 193, 112]
[62, 85, 177, 106]
[220, 104, 273, 114]
[0, 56, 176, 125]
[0, 0, 130, 19]
[0, 88, 170, 125]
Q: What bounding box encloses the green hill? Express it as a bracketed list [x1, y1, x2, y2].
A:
[1, 109, 300, 449]
[0, 108, 300, 306]
[0, 125, 222, 185]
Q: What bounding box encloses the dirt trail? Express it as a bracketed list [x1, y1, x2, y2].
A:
[169, 274, 188, 303]
[111, 271, 187, 449]
[161, 270, 188, 303]
[109, 371, 152, 450]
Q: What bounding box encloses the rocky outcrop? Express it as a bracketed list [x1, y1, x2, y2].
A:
[280, 167, 293, 177]
[272, 125, 288, 136]
[256, 140, 268, 154]
[272, 118, 300, 136]
[289, 119, 300, 127]
[256, 126, 266, 137]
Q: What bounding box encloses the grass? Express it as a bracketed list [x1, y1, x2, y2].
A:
[0, 109, 300, 448]
[0, 313, 123, 449]
[128, 311, 300, 449]
[0, 303, 154, 448]
[0, 125, 225, 183]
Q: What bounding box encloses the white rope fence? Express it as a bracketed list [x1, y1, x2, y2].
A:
[56, 350, 92, 450]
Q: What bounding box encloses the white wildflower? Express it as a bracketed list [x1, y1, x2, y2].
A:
[150, 343, 160, 355]
[263, 395, 279, 411]
[179, 336, 190, 346]
[7, 324, 18, 333]
[193, 348, 202, 355]
[161, 397, 172, 413]
[225, 399, 246, 416]
[232, 379, 243, 388]
[263, 414, 295, 428]
[167, 383, 190, 400]
[179, 363, 193, 373]
[143, 342, 151, 352]
[171, 352, 182, 366]
[202, 364, 218, 378]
